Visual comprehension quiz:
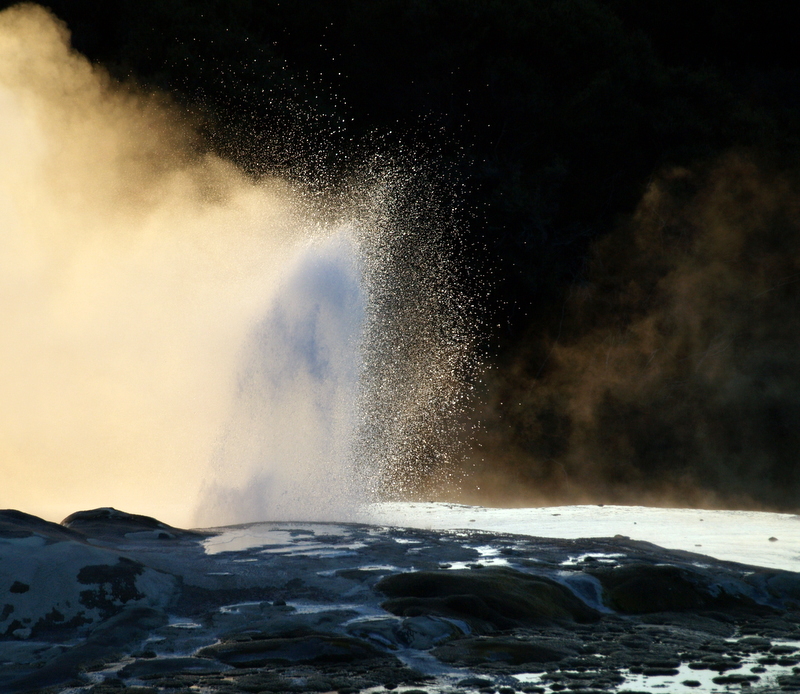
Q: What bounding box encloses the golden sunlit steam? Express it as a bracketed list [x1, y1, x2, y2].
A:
[0, 4, 477, 527]
[0, 4, 317, 526]
[471, 154, 800, 512]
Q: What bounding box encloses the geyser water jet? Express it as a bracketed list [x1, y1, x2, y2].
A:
[0, 4, 476, 527]
[195, 232, 368, 526]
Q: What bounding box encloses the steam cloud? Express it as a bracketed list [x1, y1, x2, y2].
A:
[0, 4, 476, 527]
[473, 154, 800, 511]
[6, 2, 794, 519]
[0, 3, 308, 526]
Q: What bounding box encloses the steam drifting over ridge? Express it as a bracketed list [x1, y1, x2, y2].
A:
[473, 154, 800, 512]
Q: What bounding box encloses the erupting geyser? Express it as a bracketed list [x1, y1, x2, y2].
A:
[0, 4, 475, 527]
[196, 232, 368, 526]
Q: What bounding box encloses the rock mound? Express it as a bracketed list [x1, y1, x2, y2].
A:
[0, 508, 178, 642]
[61, 506, 198, 541]
[376, 567, 600, 631]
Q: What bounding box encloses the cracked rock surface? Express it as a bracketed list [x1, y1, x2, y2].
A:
[2, 507, 800, 693]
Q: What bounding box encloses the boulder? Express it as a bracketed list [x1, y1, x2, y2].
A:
[61, 507, 202, 541]
[433, 634, 581, 666]
[587, 563, 761, 614]
[197, 633, 391, 667]
[376, 567, 599, 632]
[346, 614, 466, 649]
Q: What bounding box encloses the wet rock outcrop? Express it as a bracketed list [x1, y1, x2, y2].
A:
[0, 510, 177, 641]
[3, 508, 800, 693]
[377, 567, 600, 631]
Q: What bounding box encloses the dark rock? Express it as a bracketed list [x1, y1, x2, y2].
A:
[433, 635, 580, 666]
[376, 568, 599, 632]
[2, 607, 167, 693]
[618, 635, 653, 650]
[119, 656, 230, 678]
[78, 558, 146, 619]
[773, 645, 798, 654]
[642, 667, 679, 676]
[645, 659, 681, 669]
[61, 507, 202, 541]
[9, 582, 29, 594]
[699, 641, 730, 653]
[639, 611, 737, 637]
[132, 674, 198, 689]
[337, 568, 393, 583]
[0, 509, 84, 543]
[764, 573, 800, 607]
[707, 660, 743, 673]
[0, 516, 177, 641]
[589, 564, 740, 614]
[197, 633, 392, 668]
[712, 673, 760, 684]
[458, 676, 494, 687]
[346, 614, 464, 650]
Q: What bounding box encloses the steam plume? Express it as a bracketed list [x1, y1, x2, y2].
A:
[473, 154, 800, 511]
[0, 4, 476, 526]
[0, 4, 307, 525]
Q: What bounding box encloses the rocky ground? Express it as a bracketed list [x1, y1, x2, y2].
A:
[2, 507, 800, 693]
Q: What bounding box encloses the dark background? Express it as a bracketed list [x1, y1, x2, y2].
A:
[8, 0, 800, 510]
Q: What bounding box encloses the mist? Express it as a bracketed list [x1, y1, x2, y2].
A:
[0, 4, 311, 526]
[473, 153, 800, 512]
[0, 3, 479, 528]
[15, 0, 791, 523]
